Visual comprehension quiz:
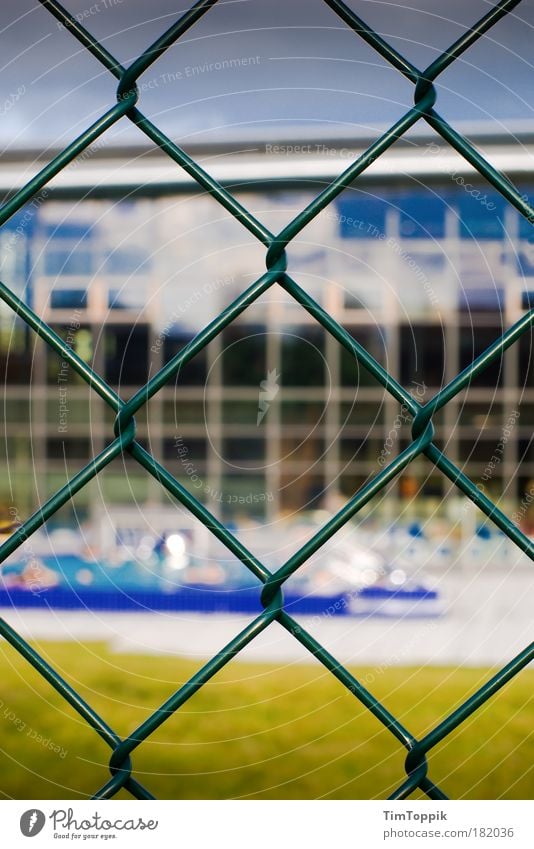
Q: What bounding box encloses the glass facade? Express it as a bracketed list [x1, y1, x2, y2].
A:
[1, 184, 533, 525]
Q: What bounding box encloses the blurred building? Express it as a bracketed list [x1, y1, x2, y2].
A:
[1, 131, 534, 527]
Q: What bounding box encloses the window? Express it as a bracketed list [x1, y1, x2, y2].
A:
[104, 247, 150, 275]
[222, 438, 265, 466]
[50, 289, 88, 310]
[456, 193, 504, 240]
[341, 326, 387, 387]
[459, 325, 503, 388]
[281, 327, 324, 387]
[44, 249, 93, 276]
[3, 399, 30, 423]
[220, 474, 269, 519]
[163, 330, 207, 387]
[163, 400, 204, 426]
[340, 401, 385, 428]
[163, 437, 207, 463]
[280, 436, 323, 464]
[105, 325, 149, 386]
[518, 438, 534, 465]
[281, 401, 326, 426]
[398, 192, 447, 239]
[400, 324, 446, 387]
[0, 320, 35, 384]
[222, 325, 266, 387]
[47, 325, 92, 386]
[222, 401, 258, 426]
[46, 438, 91, 460]
[279, 473, 326, 512]
[458, 401, 502, 429]
[519, 329, 534, 388]
[458, 287, 504, 312]
[334, 192, 388, 239]
[339, 437, 382, 464]
[459, 437, 503, 464]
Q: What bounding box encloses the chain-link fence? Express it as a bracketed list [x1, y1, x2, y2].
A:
[0, 0, 533, 799]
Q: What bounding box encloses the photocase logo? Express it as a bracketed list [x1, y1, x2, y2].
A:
[20, 810, 46, 837]
[257, 368, 280, 425]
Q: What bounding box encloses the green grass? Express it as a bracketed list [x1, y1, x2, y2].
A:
[0, 639, 532, 799]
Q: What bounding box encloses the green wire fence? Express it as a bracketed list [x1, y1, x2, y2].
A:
[0, 0, 533, 800]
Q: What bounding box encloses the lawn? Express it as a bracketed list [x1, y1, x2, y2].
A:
[0, 639, 532, 799]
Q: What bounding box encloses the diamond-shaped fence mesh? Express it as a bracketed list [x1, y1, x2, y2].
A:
[0, 0, 533, 800]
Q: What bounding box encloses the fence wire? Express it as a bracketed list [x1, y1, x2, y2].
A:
[0, 0, 533, 800]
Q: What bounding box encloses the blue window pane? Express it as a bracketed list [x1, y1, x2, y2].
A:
[457, 193, 504, 240]
[397, 193, 447, 239]
[458, 287, 505, 311]
[334, 193, 387, 238]
[44, 250, 93, 275]
[50, 289, 87, 309]
[43, 222, 95, 239]
[6, 205, 38, 237]
[518, 218, 534, 242]
[516, 186, 534, 240]
[104, 249, 150, 274]
[517, 245, 534, 276]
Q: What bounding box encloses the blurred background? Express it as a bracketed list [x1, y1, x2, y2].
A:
[2, 0, 534, 525]
[0, 0, 533, 800]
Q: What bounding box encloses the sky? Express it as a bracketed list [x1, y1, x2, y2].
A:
[1, 0, 534, 150]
